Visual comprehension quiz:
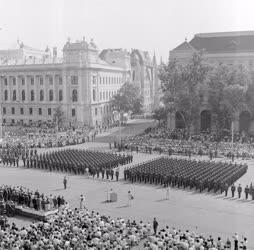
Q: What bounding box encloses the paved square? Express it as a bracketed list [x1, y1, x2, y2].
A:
[1, 142, 254, 248]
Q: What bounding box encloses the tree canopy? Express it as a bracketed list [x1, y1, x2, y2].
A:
[159, 52, 253, 134]
[111, 82, 143, 114]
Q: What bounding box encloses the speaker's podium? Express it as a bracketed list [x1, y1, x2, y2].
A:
[109, 192, 117, 202]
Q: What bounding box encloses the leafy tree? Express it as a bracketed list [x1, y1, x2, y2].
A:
[53, 106, 65, 130]
[159, 52, 209, 132]
[153, 107, 167, 124]
[207, 63, 251, 134]
[111, 82, 143, 114]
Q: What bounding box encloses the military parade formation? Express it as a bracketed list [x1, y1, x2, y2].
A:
[124, 157, 249, 195]
[19, 148, 132, 178]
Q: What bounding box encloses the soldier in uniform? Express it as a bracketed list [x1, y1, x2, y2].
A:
[63, 177, 67, 189]
[244, 185, 249, 200]
[224, 183, 229, 197]
[237, 184, 242, 199]
[115, 168, 119, 181]
[231, 184, 236, 197]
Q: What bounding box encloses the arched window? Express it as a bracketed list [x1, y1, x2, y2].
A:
[93, 89, 96, 102]
[40, 90, 44, 101]
[49, 89, 53, 101]
[72, 89, 78, 102]
[12, 90, 16, 101]
[22, 90, 25, 101]
[31, 90, 34, 101]
[4, 90, 8, 101]
[59, 89, 63, 101]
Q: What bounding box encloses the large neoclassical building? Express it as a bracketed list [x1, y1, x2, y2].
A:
[0, 38, 159, 129]
[169, 31, 254, 134]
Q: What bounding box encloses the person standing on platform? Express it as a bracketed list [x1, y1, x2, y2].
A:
[63, 176, 67, 190]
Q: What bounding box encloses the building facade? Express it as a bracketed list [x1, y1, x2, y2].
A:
[0, 39, 160, 129]
[169, 31, 254, 134]
[130, 49, 160, 113]
[0, 38, 131, 128]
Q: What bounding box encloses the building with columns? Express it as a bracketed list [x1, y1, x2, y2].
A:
[0, 38, 131, 128]
[169, 31, 254, 135]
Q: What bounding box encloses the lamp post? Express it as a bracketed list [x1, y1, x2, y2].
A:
[231, 120, 234, 152]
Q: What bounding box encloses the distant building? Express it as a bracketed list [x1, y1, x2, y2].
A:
[130, 49, 160, 113]
[0, 38, 131, 128]
[169, 31, 254, 134]
[0, 39, 160, 129]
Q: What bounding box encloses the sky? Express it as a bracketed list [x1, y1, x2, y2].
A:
[0, 0, 254, 62]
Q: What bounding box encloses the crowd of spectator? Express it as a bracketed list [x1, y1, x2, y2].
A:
[144, 225, 247, 250]
[0, 126, 94, 150]
[0, 207, 151, 249]
[122, 126, 254, 159]
[0, 206, 248, 249]
[0, 185, 65, 213]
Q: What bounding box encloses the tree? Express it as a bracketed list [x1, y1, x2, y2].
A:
[153, 107, 167, 124]
[53, 106, 65, 130]
[111, 82, 143, 114]
[207, 63, 251, 134]
[159, 52, 210, 132]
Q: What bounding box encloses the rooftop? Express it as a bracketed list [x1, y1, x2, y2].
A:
[172, 31, 254, 54]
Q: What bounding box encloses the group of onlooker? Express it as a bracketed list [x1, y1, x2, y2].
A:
[0, 185, 65, 212]
[0, 207, 151, 249]
[122, 125, 254, 159]
[0, 206, 247, 249]
[144, 223, 247, 250]
[1, 130, 93, 150]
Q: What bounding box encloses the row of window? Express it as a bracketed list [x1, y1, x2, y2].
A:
[2, 107, 77, 117]
[94, 105, 112, 116]
[3, 76, 63, 86]
[3, 89, 78, 102]
[3, 107, 52, 116]
[92, 89, 118, 102]
[3, 75, 123, 87]
[93, 76, 122, 85]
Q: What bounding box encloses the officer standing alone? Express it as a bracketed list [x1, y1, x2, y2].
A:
[63, 176, 67, 190]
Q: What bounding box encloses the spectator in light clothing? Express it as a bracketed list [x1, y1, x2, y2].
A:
[80, 195, 85, 209]
[127, 191, 133, 207]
